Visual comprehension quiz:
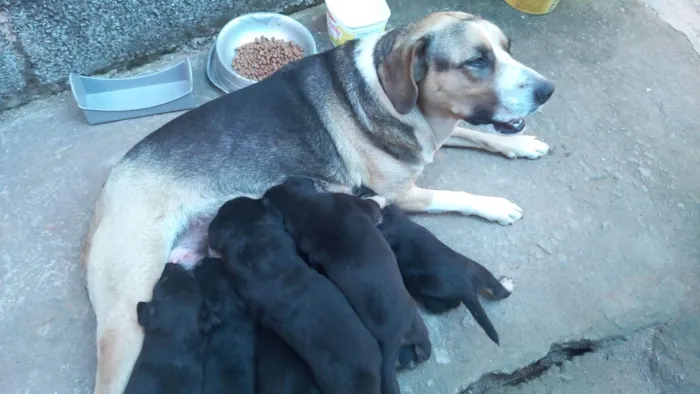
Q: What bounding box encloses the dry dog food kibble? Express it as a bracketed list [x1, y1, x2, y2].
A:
[232, 36, 305, 81]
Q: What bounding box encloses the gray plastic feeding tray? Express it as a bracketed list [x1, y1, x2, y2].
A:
[69, 59, 196, 125]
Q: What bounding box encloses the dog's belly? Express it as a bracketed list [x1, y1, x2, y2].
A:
[168, 218, 211, 270]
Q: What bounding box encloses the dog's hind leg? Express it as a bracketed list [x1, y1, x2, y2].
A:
[83, 169, 218, 394]
[86, 207, 172, 393]
[443, 126, 550, 160]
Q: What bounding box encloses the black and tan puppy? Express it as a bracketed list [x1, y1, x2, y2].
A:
[208, 196, 382, 394]
[194, 257, 256, 394]
[377, 204, 513, 345]
[124, 263, 215, 394]
[264, 176, 431, 394]
[256, 327, 322, 394]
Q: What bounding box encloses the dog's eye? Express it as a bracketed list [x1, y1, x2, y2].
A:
[463, 56, 489, 69]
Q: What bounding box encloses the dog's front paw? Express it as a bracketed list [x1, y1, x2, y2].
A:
[497, 135, 550, 159]
[472, 196, 523, 225]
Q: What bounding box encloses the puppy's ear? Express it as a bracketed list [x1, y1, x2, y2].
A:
[136, 301, 156, 329]
[207, 217, 225, 257]
[357, 197, 384, 225]
[378, 36, 428, 115]
[262, 197, 284, 223]
[199, 307, 221, 334]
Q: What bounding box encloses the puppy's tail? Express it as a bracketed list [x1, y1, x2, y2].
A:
[462, 293, 500, 345]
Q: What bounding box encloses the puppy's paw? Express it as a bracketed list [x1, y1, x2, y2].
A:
[395, 346, 417, 371]
[498, 277, 515, 293]
[497, 135, 550, 159]
[471, 196, 523, 225]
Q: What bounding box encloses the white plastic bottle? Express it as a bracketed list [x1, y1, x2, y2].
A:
[325, 0, 392, 47]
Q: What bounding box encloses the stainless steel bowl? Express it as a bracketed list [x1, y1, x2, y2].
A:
[207, 12, 317, 93]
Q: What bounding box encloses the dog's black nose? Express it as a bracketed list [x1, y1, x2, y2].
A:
[534, 79, 555, 105]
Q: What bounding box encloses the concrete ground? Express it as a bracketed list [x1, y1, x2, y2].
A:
[1, 0, 699, 393]
[484, 308, 700, 394]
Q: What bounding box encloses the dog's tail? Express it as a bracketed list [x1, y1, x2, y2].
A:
[462, 293, 500, 345]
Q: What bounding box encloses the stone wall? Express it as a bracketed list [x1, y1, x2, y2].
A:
[0, 0, 319, 110]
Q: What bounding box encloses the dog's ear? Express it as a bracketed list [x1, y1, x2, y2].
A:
[378, 37, 428, 115]
[137, 301, 156, 329]
[199, 307, 221, 334]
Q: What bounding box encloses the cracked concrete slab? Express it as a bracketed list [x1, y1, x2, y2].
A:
[0, 0, 699, 393]
[642, 0, 700, 56]
[484, 306, 700, 394]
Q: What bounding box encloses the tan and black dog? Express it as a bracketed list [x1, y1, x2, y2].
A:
[82, 11, 554, 394]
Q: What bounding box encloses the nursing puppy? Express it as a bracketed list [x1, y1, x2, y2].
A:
[256, 327, 322, 394]
[264, 176, 431, 394]
[208, 196, 382, 394]
[124, 263, 214, 394]
[256, 321, 429, 394]
[377, 204, 513, 344]
[194, 257, 256, 394]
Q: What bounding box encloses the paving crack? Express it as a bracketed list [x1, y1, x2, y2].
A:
[461, 337, 626, 394]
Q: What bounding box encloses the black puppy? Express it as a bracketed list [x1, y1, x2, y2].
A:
[256, 322, 427, 393]
[264, 176, 431, 394]
[124, 263, 215, 394]
[208, 196, 382, 394]
[256, 327, 322, 394]
[377, 204, 513, 345]
[194, 257, 256, 394]
[255, 317, 425, 394]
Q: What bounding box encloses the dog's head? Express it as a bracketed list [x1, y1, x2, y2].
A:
[375, 11, 554, 134]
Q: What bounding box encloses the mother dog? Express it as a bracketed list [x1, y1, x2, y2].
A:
[82, 11, 554, 394]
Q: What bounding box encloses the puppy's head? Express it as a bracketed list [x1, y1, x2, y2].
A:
[264, 176, 318, 204]
[138, 263, 216, 334]
[282, 176, 318, 193]
[375, 11, 554, 134]
[263, 176, 319, 236]
[208, 197, 281, 256]
[150, 263, 200, 301]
